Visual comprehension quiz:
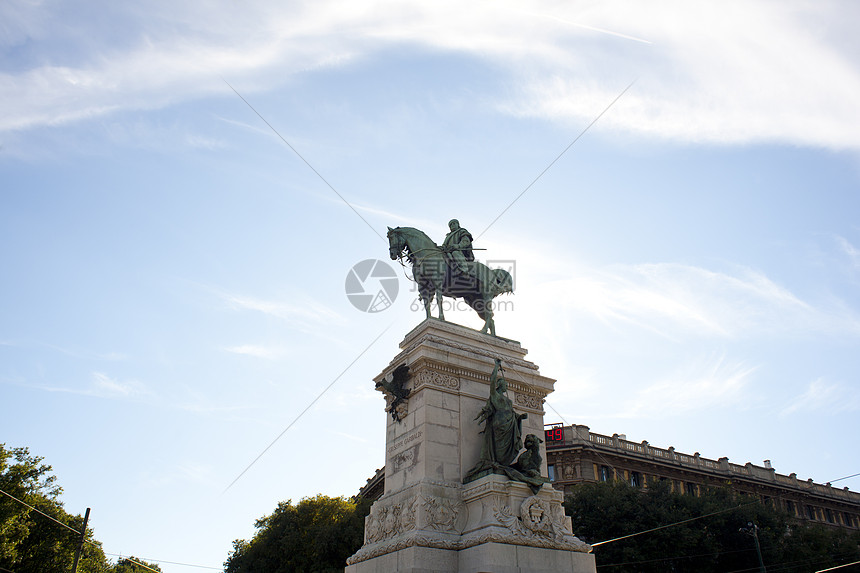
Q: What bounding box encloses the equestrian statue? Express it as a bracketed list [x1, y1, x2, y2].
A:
[387, 220, 513, 336]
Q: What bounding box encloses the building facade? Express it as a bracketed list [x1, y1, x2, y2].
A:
[544, 424, 860, 530]
[359, 423, 860, 531]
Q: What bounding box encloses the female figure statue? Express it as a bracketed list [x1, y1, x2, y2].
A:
[475, 359, 528, 468]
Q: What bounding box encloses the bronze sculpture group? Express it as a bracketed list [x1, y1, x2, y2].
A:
[466, 359, 548, 494]
[387, 220, 513, 336]
[385, 222, 545, 490]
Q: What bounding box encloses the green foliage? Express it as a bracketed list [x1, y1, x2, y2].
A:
[112, 556, 163, 572]
[224, 494, 373, 573]
[564, 480, 860, 572]
[0, 443, 110, 573]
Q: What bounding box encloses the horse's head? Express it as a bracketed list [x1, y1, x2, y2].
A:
[387, 226, 405, 260]
[491, 269, 514, 297]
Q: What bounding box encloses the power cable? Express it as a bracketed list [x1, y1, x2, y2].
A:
[0, 487, 217, 571]
[0, 486, 81, 536]
[722, 552, 860, 573]
[599, 548, 860, 572]
[103, 556, 161, 573]
[224, 322, 393, 492]
[591, 499, 761, 547]
[497, 365, 620, 476]
[816, 560, 860, 572]
[103, 552, 220, 571]
[829, 472, 860, 484]
[597, 546, 755, 568]
[476, 79, 637, 240]
[541, 402, 621, 478]
[221, 77, 384, 241]
[597, 530, 860, 572]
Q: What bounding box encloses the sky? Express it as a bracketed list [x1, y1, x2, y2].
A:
[2, 0, 860, 570]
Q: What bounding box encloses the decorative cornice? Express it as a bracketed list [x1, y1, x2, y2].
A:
[413, 369, 460, 391]
[393, 332, 538, 372]
[515, 392, 544, 410]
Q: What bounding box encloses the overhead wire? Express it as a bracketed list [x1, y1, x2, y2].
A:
[103, 552, 220, 571]
[223, 322, 394, 492]
[590, 499, 761, 547]
[596, 546, 755, 568]
[498, 364, 620, 475]
[0, 487, 217, 571]
[721, 551, 860, 573]
[476, 79, 637, 240]
[591, 501, 860, 573]
[595, 523, 860, 572]
[816, 560, 860, 572]
[602, 551, 858, 573]
[221, 77, 384, 242]
[0, 486, 82, 537]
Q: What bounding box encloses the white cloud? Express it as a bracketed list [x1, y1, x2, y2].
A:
[223, 344, 289, 360]
[837, 236, 860, 269]
[91, 371, 148, 397]
[33, 371, 150, 399]
[138, 461, 217, 489]
[2, 1, 859, 149]
[529, 262, 860, 340]
[222, 292, 344, 324]
[781, 378, 860, 416]
[619, 353, 758, 418]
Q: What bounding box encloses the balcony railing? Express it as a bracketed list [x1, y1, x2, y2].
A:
[548, 425, 860, 504]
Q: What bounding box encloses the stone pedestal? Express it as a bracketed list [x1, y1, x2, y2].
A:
[346, 319, 595, 573]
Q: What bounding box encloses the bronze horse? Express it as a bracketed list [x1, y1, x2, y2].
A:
[387, 226, 513, 336]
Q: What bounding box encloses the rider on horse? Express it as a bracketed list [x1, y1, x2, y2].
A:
[442, 219, 476, 281]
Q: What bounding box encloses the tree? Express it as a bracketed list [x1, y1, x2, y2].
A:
[564, 480, 860, 572]
[224, 494, 372, 573]
[0, 443, 110, 572]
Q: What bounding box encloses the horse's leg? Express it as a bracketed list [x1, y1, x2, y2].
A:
[434, 264, 446, 321]
[420, 285, 432, 320]
[436, 289, 445, 321]
[479, 296, 495, 335]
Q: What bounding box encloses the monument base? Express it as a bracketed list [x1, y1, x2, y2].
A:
[346, 475, 595, 573]
[346, 320, 595, 572]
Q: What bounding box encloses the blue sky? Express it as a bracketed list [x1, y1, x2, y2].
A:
[2, 1, 860, 570]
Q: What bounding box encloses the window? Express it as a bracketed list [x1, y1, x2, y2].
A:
[598, 465, 612, 482]
[547, 464, 556, 482]
[806, 505, 816, 521]
[825, 509, 834, 524]
[685, 482, 698, 496]
[785, 500, 795, 516]
[630, 472, 643, 487]
[845, 513, 856, 528]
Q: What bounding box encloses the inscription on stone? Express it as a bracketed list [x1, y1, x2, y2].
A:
[392, 444, 420, 472]
[387, 429, 423, 454]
